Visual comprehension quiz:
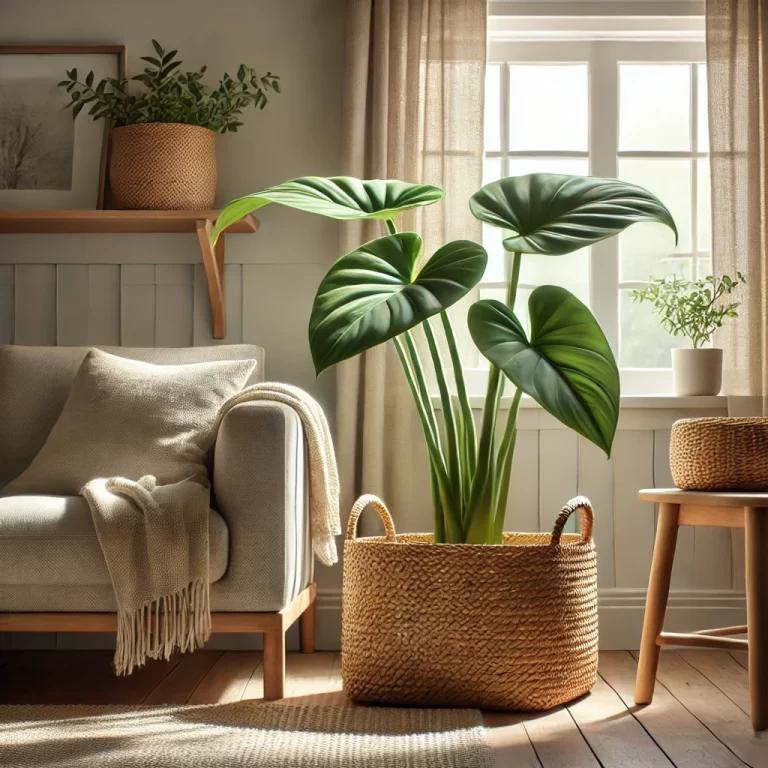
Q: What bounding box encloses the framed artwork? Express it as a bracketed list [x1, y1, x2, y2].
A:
[0, 44, 127, 210]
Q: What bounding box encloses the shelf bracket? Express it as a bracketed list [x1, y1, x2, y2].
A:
[196, 218, 226, 339]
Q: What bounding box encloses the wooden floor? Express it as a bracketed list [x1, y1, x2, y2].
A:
[0, 648, 765, 767]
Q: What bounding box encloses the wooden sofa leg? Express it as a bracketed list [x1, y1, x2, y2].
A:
[299, 598, 316, 654]
[263, 628, 286, 700]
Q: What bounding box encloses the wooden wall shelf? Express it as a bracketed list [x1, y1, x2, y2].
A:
[0, 209, 259, 339]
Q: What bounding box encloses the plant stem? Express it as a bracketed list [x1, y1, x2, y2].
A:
[385, 219, 398, 236]
[492, 387, 523, 543]
[423, 319, 462, 510]
[466, 251, 522, 544]
[441, 311, 477, 482]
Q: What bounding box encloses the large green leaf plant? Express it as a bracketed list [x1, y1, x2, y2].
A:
[214, 173, 677, 544]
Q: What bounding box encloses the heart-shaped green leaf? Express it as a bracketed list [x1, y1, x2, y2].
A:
[212, 176, 444, 244]
[469, 173, 677, 256]
[310, 234, 487, 374]
[468, 286, 620, 455]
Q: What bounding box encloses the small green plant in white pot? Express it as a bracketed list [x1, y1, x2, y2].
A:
[631, 273, 745, 396]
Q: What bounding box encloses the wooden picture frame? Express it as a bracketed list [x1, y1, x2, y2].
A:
[0, 44, 127, 209]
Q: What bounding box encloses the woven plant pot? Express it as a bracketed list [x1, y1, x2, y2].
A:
[342, 494, 598, 711]
[671, 417, 768, 491]
[109, 123, 217, 210]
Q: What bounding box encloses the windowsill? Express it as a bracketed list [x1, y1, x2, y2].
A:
[433, 394, 727, 410]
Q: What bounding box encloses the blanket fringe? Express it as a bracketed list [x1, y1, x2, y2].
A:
[115, 577, 211, 676]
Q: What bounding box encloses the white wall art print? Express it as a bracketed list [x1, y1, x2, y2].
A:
[0, 47, 125, 209]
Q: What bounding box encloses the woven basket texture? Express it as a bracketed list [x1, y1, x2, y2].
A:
[670, 417, 768, 491]
[342, 495, 598, 711]
[109, 123, 217, 210]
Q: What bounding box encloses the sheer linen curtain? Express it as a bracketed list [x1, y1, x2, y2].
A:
[707, 0, 768, 415]
[336, 0, 487, 533]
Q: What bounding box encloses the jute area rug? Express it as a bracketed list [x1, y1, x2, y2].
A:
[0, 702, 493, 767]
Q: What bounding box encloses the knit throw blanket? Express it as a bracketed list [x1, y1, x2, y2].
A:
[82, 384, 340, 676]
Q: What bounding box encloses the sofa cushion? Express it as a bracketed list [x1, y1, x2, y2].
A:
[0, 495, 229, 586]
[3, 350, 256, 496]
[0, 344, 265, 489]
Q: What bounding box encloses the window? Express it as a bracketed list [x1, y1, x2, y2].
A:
[479, 38, 709, 395]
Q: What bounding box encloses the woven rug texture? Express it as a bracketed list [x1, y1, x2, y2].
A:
[0, 702, 493, 767]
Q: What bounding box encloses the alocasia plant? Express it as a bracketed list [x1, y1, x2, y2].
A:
[214, 173, 677, 544]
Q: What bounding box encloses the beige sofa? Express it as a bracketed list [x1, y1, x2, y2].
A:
[0, 344, 316, 699]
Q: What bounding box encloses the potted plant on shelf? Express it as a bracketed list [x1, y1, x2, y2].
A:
[632, 273, 744, 396]
[59, 41, 280, 210]
[214, 173, 676, 710]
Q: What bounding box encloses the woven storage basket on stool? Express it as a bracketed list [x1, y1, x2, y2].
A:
[109, 123, 217, 210]
[670, 417, 768, 490]
[342, 494, 598, 710]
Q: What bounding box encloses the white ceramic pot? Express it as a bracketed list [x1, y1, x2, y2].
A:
[671, 348, 723, 396]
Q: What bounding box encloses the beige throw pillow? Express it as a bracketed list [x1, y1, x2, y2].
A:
[2, 349, 256, 496]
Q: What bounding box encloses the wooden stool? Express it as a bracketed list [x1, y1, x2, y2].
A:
[635, 489, 768, 730]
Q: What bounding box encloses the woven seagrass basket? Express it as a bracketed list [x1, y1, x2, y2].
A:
[670, 417, 768, 491]
[109, 123, 217, 210]
[342, 494, 598, 711]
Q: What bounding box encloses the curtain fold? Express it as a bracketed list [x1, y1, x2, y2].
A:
[336, 0, 487, 532]
[707, 0, 768, 414]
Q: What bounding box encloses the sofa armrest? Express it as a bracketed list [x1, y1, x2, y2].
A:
[211, 401, 311, 612]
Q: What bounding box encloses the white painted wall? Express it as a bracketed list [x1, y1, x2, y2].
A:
[0, 1, 745, 653]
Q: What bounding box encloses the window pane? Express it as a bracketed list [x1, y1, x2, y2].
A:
[519, 249, 590, 306]
[619, 158, 692, 281]
[620, 290, 687, 368]
[697, 157, 711, 252]
[483, 225, 505, 283]
[619, 64, 690, 151]
[485, 64, 501, 152]
[697, 63, 709, 153]
[509, 64, 588, 151]
[483, 157, 502, 187]
[508, 158, 589, 176]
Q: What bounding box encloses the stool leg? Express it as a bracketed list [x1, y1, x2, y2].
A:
[635, 502, 680, 705]
[746, 507, 768, 731]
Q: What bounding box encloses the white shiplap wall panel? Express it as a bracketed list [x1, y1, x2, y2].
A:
[120, 265, 156, 347]
[578, 437, 615, 588]
[504, 429, 540, 532]
[612, 429, 656, 588]
[0, 266, 14, 344]
[87, 265, 121, 346]
[56, 265, 90, 346]
[155, 265, 194, 348]
[538, 431, 579, 533]
[14, 265, 57, 346]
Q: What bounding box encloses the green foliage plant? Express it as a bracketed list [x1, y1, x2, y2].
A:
[631, 273, 744, 349]
[214, 174, 677, 544]
[58, 40, 280, 134]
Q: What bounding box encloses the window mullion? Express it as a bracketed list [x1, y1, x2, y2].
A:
[589, 42, 620, 356]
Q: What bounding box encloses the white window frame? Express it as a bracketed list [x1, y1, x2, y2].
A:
[472, 37, 708, 396]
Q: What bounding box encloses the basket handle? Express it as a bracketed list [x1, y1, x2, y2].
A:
[347, 494, 398, 542]
[551, 496, 594, 545]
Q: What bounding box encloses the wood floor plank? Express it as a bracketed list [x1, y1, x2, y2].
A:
[522, 708, 600, 767]
[0, 650, 179, 704]
[680, 651, 751, 716]
[187, 651, 262, 704]
[482, 712, 542, 768]
[636, 651, 768, 767]
[599, 651, 746, 768]
[284, 652, 338, 702]
[143, 651, 223, 704]
[567, 675, 673, 767]
[731, 651, 749, 671]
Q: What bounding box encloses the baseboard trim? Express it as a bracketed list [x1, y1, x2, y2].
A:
[1, 588, 747, 651]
